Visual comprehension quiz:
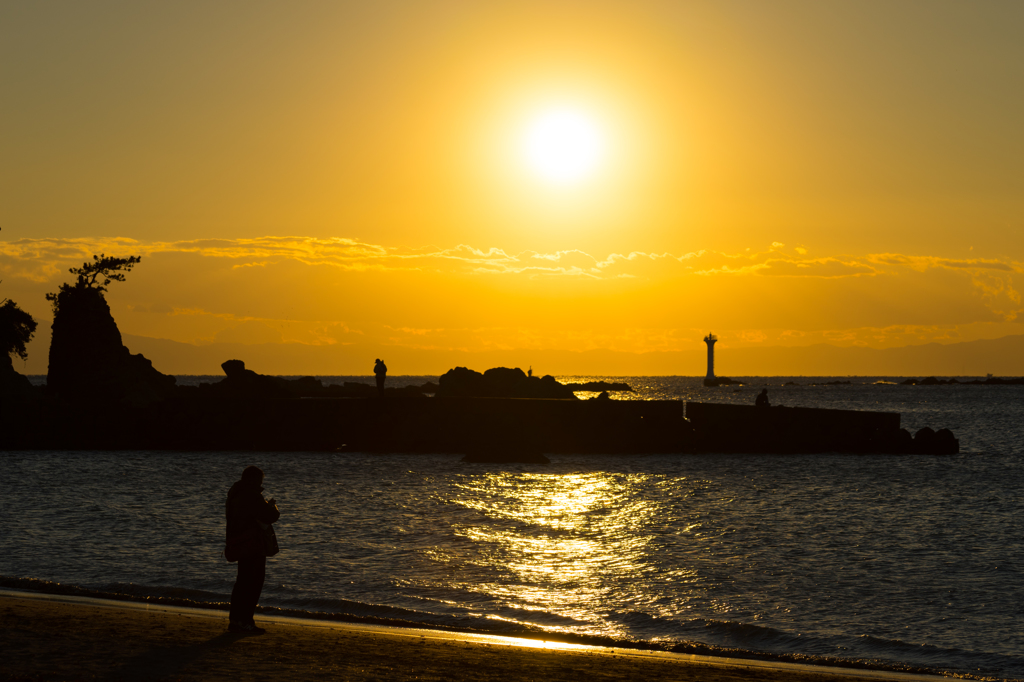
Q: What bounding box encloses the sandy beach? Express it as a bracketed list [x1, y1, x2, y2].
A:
[0, 593, 948, 682]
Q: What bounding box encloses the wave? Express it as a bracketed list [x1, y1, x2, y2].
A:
[603, 611, 1024, 680]
[5, 575, 1019, 680]
[99, 582, 228, 603]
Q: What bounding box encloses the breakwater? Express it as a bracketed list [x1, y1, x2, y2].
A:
[3, 395, 956, 454]
[686, 402, 957, 454]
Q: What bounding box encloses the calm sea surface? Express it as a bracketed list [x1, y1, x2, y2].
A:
[3, 376, 1023, 679]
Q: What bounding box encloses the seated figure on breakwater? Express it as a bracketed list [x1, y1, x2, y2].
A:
[755, 388, 770, 408]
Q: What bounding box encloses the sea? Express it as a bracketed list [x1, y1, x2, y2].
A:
[3, 375, 1023, 679]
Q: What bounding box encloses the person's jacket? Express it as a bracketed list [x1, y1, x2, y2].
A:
[225, 479, 280, 543]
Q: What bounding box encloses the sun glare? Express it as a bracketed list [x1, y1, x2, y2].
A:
[522, 107, 606, 186]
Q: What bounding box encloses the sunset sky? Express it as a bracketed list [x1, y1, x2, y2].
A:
[3, 1, 1023, 375]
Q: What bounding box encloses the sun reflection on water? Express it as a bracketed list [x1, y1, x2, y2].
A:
[441, 471, 699, 635]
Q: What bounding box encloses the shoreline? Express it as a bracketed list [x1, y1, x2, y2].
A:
[0, 591, 952, 682]
[0, 582, 960, 681]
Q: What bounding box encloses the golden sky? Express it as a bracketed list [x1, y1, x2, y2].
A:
[3, 1, 1023, 375]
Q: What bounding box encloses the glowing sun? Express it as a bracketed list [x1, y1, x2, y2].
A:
[521, 107, 606, 185]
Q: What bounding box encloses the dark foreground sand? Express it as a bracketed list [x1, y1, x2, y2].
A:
[1, 594, 944, 682]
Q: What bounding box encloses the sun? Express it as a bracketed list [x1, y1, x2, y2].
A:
[521, 107, 606, 186]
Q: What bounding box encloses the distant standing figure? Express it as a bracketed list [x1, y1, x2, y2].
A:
[225, 465, 280, 634]
[755, 388, 770, 408]
[374, 358, 388, 396]
[528, 366, 533, 378]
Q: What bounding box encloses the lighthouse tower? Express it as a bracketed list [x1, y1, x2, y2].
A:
[703, 333, 717, 383]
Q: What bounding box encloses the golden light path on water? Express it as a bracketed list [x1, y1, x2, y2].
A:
[439, 472, 702, 636]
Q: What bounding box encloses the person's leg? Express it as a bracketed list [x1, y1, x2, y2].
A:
[230, 556, 266, 624]
[247, 555, 267, 624]
[229, 560, 249, 623]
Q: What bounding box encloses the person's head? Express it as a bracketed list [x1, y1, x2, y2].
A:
[375, 358, 381, 363]
[241, 465, 264, 484]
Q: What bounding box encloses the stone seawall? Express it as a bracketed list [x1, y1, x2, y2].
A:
[2, 397, 684, 454]
[686, 402, 956, 454]
[2, 397, 956, 454]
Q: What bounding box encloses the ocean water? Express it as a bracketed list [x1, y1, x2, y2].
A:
[3, 376, 1023, 679]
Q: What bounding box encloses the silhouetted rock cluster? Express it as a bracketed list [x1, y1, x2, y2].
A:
[436, 366, 577, 399]
[562, 380, 633, 392]
[901, 376, 1024, 385]
[910, 426, 959, 454]
[212, 358, 291, 399]
[703, 376, 741, 387]
[784, 380, 853, 386]
[47, 286, 175, 405]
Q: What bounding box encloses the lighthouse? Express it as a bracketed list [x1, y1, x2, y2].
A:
[704, 333, 717, 384]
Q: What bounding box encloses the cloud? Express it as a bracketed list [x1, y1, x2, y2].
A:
[9, 235, 1014, 284]
[866, 253, 1021, 273]
[4, 235, 1023, 330]
[753, 257, 876, 278]
[865, 253, 1024, 321]
[0, 237, 144, 282]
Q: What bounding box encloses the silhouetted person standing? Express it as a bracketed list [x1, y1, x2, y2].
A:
[755, 388, 770, 408]
[374, 358, 387, 396]
[226, 465, 279, 633]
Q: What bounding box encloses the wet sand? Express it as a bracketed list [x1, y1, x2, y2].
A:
[0, 593, 945, 681]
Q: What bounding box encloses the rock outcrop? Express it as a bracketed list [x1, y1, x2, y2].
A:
[703, 376, 741, 387]
[436, 366, 578, 399]
[912, 426, 959, 454]
[203, 359, 293, 399]
[901, 376, 1024, 385]
[47, 287, 175, 404]
[563, 380, 633, 392]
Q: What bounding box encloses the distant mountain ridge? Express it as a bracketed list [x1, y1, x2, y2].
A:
[101, 333, 1024, 377]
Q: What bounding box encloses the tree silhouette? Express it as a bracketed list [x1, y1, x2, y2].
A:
[46, 254, 142, 314]
[67, 254, 141, 292]
[0, 290, 38, 362]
